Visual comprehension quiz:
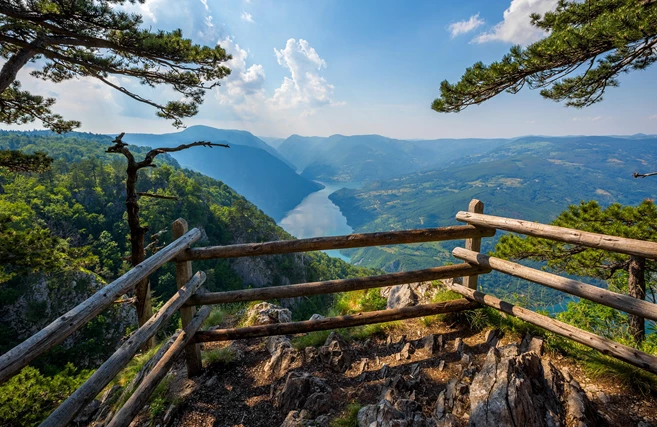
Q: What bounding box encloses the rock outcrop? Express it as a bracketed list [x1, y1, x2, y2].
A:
[246, 302, 292, 325]
[319, 332, 351, 373]
[468, 345, 603, 427]
[275, 372, 332, 417]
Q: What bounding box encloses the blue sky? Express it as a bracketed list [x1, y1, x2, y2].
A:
[8, 0, 657, 138]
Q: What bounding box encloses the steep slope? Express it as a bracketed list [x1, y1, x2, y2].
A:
[0, 130, 372, 373]
[329, 135, 657, 275]
[124, 126, 320, 221]
[277, 134, 508, 182]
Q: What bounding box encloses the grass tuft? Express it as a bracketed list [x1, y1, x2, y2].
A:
[202, 347, 235, 366]
[330, 402, 362, 427]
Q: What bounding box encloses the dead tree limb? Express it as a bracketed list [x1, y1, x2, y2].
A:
[106, 132, 229, 350]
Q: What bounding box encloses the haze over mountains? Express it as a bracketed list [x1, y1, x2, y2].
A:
[277, 134, 509, 182]
[123, 126, 321, 221]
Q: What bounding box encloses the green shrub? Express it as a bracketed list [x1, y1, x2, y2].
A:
[0, 364, 91, 427]
[330, 403, 361, 427]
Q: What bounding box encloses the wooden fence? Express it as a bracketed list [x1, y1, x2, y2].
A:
[1, 199, 657, 427]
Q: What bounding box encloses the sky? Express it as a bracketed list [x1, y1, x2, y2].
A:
[6, 0, 657, 139]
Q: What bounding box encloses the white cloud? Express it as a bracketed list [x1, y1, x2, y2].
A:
[241, 12, 255, 23]
[447, 14, 484, 38]
[214, 37, 266, 117]
[572, 116, 603, 122]
[268, 38, 340, 112]
[473, 0, 558, 45]
[650, 114, 657, 120]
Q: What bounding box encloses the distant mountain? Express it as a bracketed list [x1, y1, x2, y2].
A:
[329, 135, 657, 271]
[277, 134, 508, 182]
[258, 136, 287, 149]
[124, 126, 321, 221]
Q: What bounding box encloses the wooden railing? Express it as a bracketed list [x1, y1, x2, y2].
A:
[1, 199, 657, 427]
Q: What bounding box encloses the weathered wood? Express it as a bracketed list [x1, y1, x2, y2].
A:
[172, 218, 203, 377]
[628, 255, 647, 343]
[115, 330, 182, 409]
[106, 306, 210, 427]
[39, 271, 206, 427]
[456, 211, 657, 260]
[446, 282, 657, 375]
[0, 228, 201, 386]
[194, 299, 478, 343]
[453, 248, 657, 322]
[175, 225, 496, 261]
[463, 199, 485, 290]
[187, 263, 490, 307]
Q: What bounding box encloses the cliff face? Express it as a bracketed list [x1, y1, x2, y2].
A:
[0, 272, 136, 369]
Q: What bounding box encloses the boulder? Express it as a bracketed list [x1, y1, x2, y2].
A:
[386, 284, 419, 309]
[468, 347, 603, 427]
[280, 410, 329, 427]
[246, 302, 292, 325]
[319, 332, 351, 373]
[309, 314, 325, 321]
[275, 372, 332, 417]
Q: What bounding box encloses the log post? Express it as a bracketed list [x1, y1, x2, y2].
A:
[628, 255, 646, 343]
[463, 199, 485, 289]
[172, 218, 203, 377]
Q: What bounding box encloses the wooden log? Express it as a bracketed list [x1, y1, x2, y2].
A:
[175, 225, 496, 262]
[194, 299, 478, 343]
[456, 211, 657, 260]
[0, 228, 201, 386]
[105, 306, 210, 427]
[453, 248, 657, 322]
[445, 282, 657, 375]
[172, 219, 203, 378]
[115, 330, 181, 409]
[187, 263, 490, 307]
[463, 199, 485, 290]
[39, 272, 206, 427]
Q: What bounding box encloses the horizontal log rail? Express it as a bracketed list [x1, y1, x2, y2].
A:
[453, 248, 657, 322]
[194, 298, 478, 343]
[106, 306, 211, 427]
[446, 282, 657, 375]
[0, 227, 201, 386]
[456, 211, 657, 260]
[40, 271, 206, 427]
[174, 225, 495, 262]
[186, 263, 490, 306]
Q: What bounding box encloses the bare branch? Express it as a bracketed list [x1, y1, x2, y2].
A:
[633, 171, 657, 178]
[137, 140, 229, 168]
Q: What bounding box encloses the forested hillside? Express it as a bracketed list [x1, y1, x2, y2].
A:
[0, 131, 374, 374]
[329, 135, 657, 306]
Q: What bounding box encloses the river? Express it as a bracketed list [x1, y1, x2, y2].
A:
[278, 181, 357, 262]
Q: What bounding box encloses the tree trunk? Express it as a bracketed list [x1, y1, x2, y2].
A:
[0, 46, 39, 92]
[125, 163, 153, 350]
[628, 255, 646, 343]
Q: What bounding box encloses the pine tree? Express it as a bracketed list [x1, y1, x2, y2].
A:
[0, 0, 231, 132]
[432, 0, 657, 112]
[493, 200, 657, 343]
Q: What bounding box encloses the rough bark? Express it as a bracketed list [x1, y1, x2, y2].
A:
[628, 255, 646, 343]
[0, 46, 39, 92]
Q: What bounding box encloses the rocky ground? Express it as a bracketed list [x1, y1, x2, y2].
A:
[86, 283, 657, 427]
